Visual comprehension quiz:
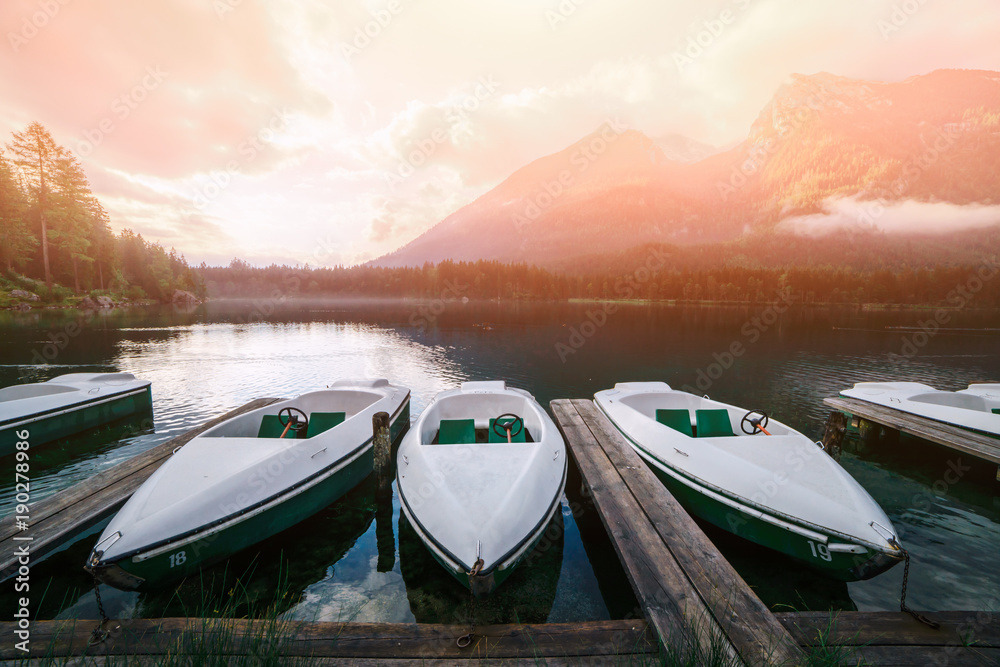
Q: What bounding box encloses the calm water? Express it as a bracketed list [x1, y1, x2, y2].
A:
[1, 299, 998, 621]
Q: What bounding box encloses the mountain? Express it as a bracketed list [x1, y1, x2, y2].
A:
[373, 69, 1000, 269]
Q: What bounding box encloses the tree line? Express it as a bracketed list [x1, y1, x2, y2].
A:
[199, 257, 1000, 307]
[0, 122, 204, 302]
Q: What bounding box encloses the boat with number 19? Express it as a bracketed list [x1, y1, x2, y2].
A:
[594, 382, 903, 581]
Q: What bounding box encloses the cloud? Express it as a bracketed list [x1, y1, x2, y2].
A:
[778, 196, 1000, 237]
[3, 0, 999, 266]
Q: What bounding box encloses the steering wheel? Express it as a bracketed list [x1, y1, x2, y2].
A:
[741, 410, 770, 435]
[278, 407, 309, 433]
[492, 413, 524, 440]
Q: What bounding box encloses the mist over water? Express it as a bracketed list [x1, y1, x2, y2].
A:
[2, 299, 998, 620]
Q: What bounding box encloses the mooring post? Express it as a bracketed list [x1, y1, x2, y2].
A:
[372, 411, 395, 572]
[822, 410, 847, 460]
[373, 411, 392, 490]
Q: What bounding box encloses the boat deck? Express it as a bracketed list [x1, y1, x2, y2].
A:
[0, 398, 283, 580]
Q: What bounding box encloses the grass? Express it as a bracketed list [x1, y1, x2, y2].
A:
[13, 563, 313, 667]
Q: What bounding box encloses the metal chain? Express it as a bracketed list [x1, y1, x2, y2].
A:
[899, 548, 940, 629]
[88, 575, 118, 646]
[456, 559, 485, 649]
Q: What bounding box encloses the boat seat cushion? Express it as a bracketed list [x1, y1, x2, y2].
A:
[438, 419, 476, 444]
[695, 409, 735, 437]
[488, 418, 527, 443]
[993, 408, 1000, 415]
[257, 415, 303, 439]
[306, 412, 346, 438]
[656, 409, 693, 437]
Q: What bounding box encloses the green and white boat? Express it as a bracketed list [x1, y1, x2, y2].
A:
[595, 382, 903, 581]
[842, 382, 1000, 438]
[397, 381, 567, 597]
[86, 378, 410, 591]
[1, 373, 152, 456]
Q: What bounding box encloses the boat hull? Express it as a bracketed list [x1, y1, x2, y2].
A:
[90, 401, 408, 591]
[399, 462, 565, 597]
[634, 445, 900, 581]
[1, 386, 152, 456]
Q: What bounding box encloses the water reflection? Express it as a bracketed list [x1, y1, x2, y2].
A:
[0, 300, 997, 617]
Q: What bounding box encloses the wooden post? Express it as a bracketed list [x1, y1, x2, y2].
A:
[372, 411, 395, 572]
[821, 411, 847, 460]
[373, 411, 392, 490]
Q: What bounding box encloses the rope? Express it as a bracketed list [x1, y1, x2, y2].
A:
[898, 548, 940, 629]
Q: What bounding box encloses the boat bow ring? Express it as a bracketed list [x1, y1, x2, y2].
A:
[870, 520, 897, 544]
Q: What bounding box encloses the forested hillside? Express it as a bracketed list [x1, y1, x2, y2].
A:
[0, 122, 204, 307]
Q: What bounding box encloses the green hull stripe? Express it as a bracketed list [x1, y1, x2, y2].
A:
[1, 386, 152, 456]
[107, 400, 409, 589]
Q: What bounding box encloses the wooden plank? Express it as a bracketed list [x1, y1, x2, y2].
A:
[570, 399, 805, 667]
[825, 397, 1000, 465]
[851, 645, 999, 667]
[778, 610, 1000, 648]
[0, 398, 283, 579]
[550, 400, 735, 662]
[0, 619, 655, 660]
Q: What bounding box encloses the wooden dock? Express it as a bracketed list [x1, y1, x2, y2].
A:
[0, 398, 282, 580]
[552, 399, 804, 666]
[825, 396, 1000, 476]
[4, 396, 998, 665]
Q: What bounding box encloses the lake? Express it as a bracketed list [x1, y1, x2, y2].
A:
[2, 298, 998, 622]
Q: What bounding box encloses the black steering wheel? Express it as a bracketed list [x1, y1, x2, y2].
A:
[741, 410, 769, 435]
[278, 407, 309, 434]
[492, 413, 524, 440]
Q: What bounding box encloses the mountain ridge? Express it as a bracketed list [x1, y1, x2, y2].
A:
[372, 68, 1000, 269]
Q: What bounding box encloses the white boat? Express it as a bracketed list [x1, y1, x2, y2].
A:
[86, 378, 410, 591]
[396, 381, 566, 596]
[1, 373, 152, 456]
[595, 382, 902, 580]
[841, 382, 1000, 437]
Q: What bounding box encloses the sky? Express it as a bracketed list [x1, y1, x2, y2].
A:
[1, 0, 998, 267]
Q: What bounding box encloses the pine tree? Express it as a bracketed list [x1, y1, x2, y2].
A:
[7, 122, 64, 286]
[0, 151, 36, 272]
[49, 150, 94, 292]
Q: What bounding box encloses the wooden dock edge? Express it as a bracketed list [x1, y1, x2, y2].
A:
[0, 398, 284, 580]
[824, 396, 1000, 466]
[551, 399, 804, 667]
[0, 618, 656, 663]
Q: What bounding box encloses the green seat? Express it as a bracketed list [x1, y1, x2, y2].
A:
[258, 415, 300, 439]
[306, 412, 346, 438]
[489, 418, 527, 443]
[656, 409, 693, 437]
[696, 409, 735, 437]
[438, 419, 475, 444]
[992, 408, 1000, 415]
